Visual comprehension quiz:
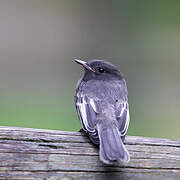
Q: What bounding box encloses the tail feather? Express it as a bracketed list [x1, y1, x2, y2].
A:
[97, 124, 130, 164]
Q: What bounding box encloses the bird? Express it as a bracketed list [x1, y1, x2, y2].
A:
[74, 59, 130, 164]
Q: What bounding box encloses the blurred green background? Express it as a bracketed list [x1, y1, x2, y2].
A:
[0, 0, 179, 139]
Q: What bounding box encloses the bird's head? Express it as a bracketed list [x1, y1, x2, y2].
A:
[74, 59, 123, 81]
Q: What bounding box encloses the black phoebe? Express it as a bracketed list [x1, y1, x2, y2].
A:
[74, 59, 130, 164]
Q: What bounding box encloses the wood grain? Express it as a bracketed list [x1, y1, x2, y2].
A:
[0, 126, 179, 180]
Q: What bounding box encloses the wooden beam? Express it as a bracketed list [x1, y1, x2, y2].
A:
[0, 126, 179, 180]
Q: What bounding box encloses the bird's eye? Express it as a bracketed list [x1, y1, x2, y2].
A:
[98, 68, 105, 73]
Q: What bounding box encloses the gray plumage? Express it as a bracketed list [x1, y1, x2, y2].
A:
[74, 59, 130, 164]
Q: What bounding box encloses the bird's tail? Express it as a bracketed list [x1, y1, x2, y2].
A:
[97, 123, 130, 164]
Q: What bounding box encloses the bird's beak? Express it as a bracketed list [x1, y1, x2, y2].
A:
[74, 59, 95, 73]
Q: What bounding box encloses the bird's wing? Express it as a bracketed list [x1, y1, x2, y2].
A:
[115, 101, 130, 136]
[75, 92, 100, 144]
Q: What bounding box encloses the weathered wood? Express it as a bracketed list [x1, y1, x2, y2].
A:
[0, 126, 179, 180]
